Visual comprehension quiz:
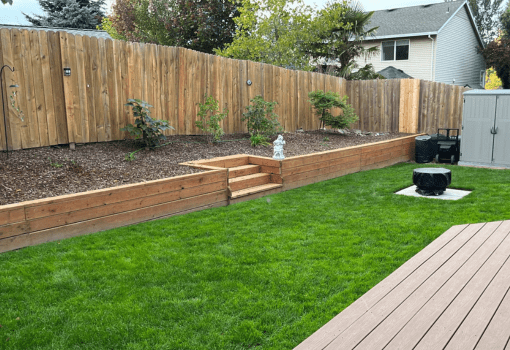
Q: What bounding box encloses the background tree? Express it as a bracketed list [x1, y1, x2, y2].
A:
[105, 0, 239, 54]
[481, 36, 510, 89]
[468, 0, 505, 44]
[501, 1, 510, 36]
[480, 1, 510, 89]
[1, 0, 13, 5]
[215, 0, 314, 70]
[24, 0, 105, 29]
[304, 0, 379, 79]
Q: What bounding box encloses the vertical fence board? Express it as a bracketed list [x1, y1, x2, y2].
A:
[106, 39, 119, 141]
[231, 59, 240, 133]
[47, 31, 68, 144]
[223, 57, 233, 134]
[92, 37, 104, 141]
[0, 28, 6, 151]
[21, 30, 40, 148]
[169, 46, 179, 134]
[29, 31, 49, 147]
[82, 35, 97, 143]
[239, 59, 249, 133]
[0, 29, 21, 150]
[75, 35, 90, 143]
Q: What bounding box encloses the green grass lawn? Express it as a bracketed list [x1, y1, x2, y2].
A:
[1, 163, 509, 350]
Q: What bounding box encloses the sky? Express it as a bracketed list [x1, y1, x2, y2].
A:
[0, 0, 506, 26]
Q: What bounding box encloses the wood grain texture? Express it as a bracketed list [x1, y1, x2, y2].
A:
[0, 170, 228, 252]
[0, 28, 466, 150]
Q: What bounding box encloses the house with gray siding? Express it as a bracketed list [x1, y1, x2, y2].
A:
[355, 1, 486, 88]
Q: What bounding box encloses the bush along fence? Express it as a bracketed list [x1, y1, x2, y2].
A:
[0, 135, 417, 253]
[0, 28, 466, 151]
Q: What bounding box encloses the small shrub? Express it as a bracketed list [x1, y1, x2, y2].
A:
[195, 95, 227, 144]
[121, 99, 174, 148]
[308, 90, 358, 130]
[48, 158, 62, 168]
[241, 96, 283, 138]
[250, 134, 270, 147]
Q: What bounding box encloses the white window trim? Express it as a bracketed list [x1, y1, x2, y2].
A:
[381, 39, 410, 62]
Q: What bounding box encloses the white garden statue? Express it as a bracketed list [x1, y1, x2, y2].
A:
[273, 134, 286, 160]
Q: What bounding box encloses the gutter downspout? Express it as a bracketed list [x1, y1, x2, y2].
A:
[428, 35, 435, 82]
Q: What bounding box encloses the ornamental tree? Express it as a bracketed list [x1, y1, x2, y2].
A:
[304, 1, 379, 78]
[481, 38, 510, 89]
[106, 0, 239, 54]
[215, 0, 315, 70]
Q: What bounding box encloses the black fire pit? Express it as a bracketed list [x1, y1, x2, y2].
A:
[413, 168, 451, 196]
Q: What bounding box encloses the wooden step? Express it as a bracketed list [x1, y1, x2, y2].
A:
[231, 183, 283, 200]
[229, 173, 270, 192]
[228, 164, 261, 178]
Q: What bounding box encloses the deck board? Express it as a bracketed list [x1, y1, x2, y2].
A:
[294, 220, 510, 350]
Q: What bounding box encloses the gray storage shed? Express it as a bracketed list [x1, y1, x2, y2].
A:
[459, 90, 510, 168]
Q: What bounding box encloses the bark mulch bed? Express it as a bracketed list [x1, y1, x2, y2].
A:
[0, 130, 411, 206]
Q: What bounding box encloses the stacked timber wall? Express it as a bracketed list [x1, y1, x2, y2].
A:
[282, 135, 416, 191]
[0, 135, 417, 253]
[0, 170, 228, 253]
[0, 28, 467, 151]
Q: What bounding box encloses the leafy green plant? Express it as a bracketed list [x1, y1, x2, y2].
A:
[125, 151, 138, 162]
[250, 133, 270, 147]
[308, 90, 358, 130]
[323, 136, 329, 142]
[48, 157, 63, 168]
[120, 99, 174, 148]
[241, 95, 283, 139]
[195, 95, 227, 144]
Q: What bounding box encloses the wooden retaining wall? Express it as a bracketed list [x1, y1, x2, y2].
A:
[0, 136, 417, 253]
[281, 135, 416, 191]
[0, 170, 228, 253]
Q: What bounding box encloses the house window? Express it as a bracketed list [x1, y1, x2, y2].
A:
[382, 40, 409, 61]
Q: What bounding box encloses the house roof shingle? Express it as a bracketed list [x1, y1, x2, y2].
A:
[0, 24, 112, 40]
[366, 1, 465, 39]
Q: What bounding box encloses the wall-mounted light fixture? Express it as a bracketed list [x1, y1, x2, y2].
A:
[246, 80, 252, 86]
[64, 68, 71, 76]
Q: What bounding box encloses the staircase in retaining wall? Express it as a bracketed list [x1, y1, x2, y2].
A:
[180, 155, 283, 203]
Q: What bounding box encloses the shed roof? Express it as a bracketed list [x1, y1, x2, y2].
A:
[0, 24, 112, 40]
[464, 89, 510, 95]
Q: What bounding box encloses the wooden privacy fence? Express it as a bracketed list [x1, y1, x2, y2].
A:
[0, 28, 468, 151]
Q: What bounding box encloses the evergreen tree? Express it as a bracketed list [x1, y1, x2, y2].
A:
[24, 0, 105, 29]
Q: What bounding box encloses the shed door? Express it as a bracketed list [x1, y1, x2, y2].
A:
[460, 95, 496, 164]
[492, 95, 510, 166]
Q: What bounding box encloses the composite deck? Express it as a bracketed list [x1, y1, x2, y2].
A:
[295, 221, 510, 350]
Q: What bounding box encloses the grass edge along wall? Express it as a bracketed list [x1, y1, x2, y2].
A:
[0, 28, 466, 151]
[0, 135, 417, 253]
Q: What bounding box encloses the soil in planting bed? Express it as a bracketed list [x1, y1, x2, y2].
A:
[0, 130, 411, 205]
